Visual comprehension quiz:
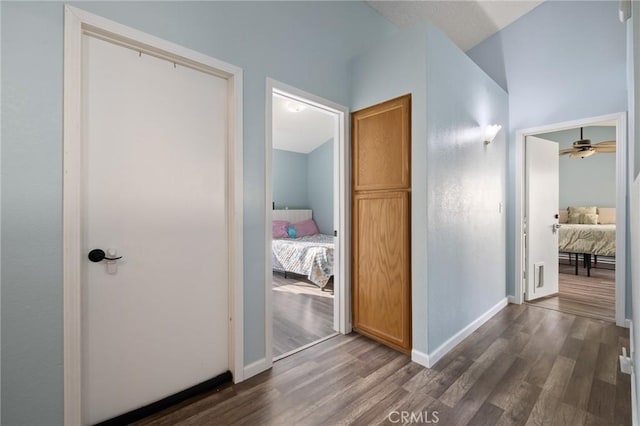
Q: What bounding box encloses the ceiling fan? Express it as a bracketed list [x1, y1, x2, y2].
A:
[559, 127, 616, 159]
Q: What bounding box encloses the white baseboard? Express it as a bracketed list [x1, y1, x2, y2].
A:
[626, 318, 633, 329]
[426, 297, 509, 368]
[632, 370, 638, 426]
[507, 295, 517, 304]
[629, 320, 638, 426]
[411, 348, 430, 369]
[242, 357, 271, 381]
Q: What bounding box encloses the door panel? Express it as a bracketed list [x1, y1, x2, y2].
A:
[82, 35, 229, 424]
[353, 192, 411, 351]
[352, 94, 411, 354]
[352, 96, 410, 192]
[525, 136, 560, 301]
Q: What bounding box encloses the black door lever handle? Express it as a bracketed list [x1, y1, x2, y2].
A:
[88, 249, 123, 263]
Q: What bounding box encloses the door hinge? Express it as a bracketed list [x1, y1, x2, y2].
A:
[334, 230, 338, 237]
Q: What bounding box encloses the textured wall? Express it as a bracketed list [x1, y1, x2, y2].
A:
[272, 139, 334, 235]
[467, 0, 627, 304]
[2, 4, 64, 423]
[425, 26, 508, 351]
[307, 139, 334, 235]
[272, 149, 309, 210]
[629, 1, 640, 421]
[630, 0, 640, 180]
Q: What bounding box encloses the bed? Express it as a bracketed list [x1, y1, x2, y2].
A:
[271, 209, 334, 288]
[558, 224, 616, 257]
[558, 207, 616, 276]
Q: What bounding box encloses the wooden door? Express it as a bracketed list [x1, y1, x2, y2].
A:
[352, 95, 411, 354]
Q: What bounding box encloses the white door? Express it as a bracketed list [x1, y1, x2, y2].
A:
[82, 35, 229, 424]
[525, 136, 560, 301]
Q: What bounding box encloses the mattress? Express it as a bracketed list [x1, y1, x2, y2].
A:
[558, 224, 616, 257]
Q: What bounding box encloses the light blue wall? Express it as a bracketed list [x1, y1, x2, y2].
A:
[1, 2, 395, 424]
[467, 1, 628, 309]
[535, 126, 616, 209]
[350, 23, 508, 355]
[350, 25, 429, 355]
[629, 1, 640, 420]
[272, 139, 334, 235]
[2, 4, 64, 423]
[307, 139, 334, 235]
[425, 26, 508, 351]
[272, 149, 309, 210]
[632, 0, 640, 180]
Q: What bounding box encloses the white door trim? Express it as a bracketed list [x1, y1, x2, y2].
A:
[264, 78, 350, 367]
[514, 112, 627, 327]
[63, 6, 244, 424]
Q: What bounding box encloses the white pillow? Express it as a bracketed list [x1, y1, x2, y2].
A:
[598, 207, 616, 224]
[558, 210, 568, 224]
[568, 206, 597, 216]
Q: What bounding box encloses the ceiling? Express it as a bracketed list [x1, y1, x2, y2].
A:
[272, 94, 335, 154]
[366, 0, 545, 52]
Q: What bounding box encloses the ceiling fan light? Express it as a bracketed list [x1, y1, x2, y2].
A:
[570, 148, 596, 159]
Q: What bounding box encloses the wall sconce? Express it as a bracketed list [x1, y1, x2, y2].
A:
[484, 124, 502, 145]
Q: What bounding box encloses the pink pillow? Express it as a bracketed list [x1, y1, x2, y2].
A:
[293, 219, 319, 237]
[272, 220, 290, 239]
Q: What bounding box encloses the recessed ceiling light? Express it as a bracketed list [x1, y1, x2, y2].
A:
[286, 101, 306, 113]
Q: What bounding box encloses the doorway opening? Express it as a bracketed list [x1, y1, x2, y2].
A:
[515, 113, 627, 325]
[265, 79, 350, 363]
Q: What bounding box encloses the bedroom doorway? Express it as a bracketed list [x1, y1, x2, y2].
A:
[265, 79, 349, 362]
[515, 113, 626, 325]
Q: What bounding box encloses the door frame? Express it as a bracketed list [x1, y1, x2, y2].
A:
[264, 78, 351, 365]
[63, 6, 244, 424]
[514, 112, 627, 326]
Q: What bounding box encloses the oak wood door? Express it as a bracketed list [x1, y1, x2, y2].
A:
[352, 95, 411, 354]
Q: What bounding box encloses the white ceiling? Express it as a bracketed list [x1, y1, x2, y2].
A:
[272, 94, 335, 154]
[367, 0, 545, 52]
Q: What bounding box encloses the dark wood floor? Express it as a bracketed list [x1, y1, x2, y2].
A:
[137, 303, 631, 425]
[272, 272, 334, 358]
[527, 263, 615, 322]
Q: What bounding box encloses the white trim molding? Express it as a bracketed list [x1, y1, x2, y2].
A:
[628, 317, 637, 426]
[513, 113, 627, 327]
[264, 78, 350, 371]
[411, 349, 431, 369]
[507, 295, 517, 304]
[413, 298, 508, 369]
[63, 6, 244, 424]
[243, 358, 271, 381]
[273, 333, 339, 362]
